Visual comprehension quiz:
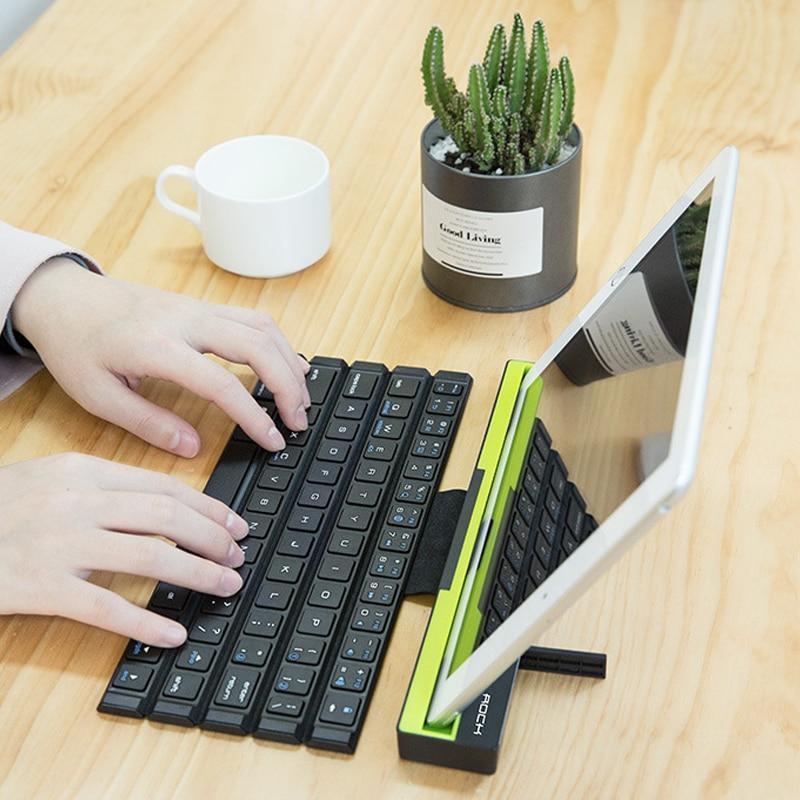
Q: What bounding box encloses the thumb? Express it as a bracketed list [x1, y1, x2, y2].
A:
[85, 373, 201, 457]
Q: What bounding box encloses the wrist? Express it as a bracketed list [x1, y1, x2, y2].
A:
[11, 256, 95, 345]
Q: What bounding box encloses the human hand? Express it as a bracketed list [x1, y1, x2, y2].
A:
[11, 257, 310, 457]
[0, 453, 249, 646]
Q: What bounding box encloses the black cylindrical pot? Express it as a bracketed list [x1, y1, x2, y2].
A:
[555, 223, 694, 386]
[420, 118, 582, 312]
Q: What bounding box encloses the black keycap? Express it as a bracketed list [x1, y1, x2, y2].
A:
[334, 398, 367, 419]
[298, 485, 334, 509]
[200, 595, 238, 616]
[566, 495, 585, 534]
[297, 609, 336, 637]
[151, 583, 189, 611]
[343, 370, 379, 400]
[307, 462, 341, 485]
[306, 365, 338, 404]
[505, 536, 525, 570]
[351, 605, 389, 633]
[360, 580, 397, 605]
[215, 667, 260, 708]
[326, 419, 359, 441]
[529, 555, 548, 586]
[267, 447, 302, 468]
[256, 582, 294, 610]
[277, 531, 314, 558]
[419, 416, 451, 437]
[232, 637, 272, 667]
[328, 531, 364, 557]
[319, 693, 361, 726]
[286, 508, 323, 533]
[499, 561, 518, 598]
[356, 461, 389, 483]
[331, 663, 370, 692]
[387, 504, 421, 528]
[275, 665, 316, 696]
[523, 470, 541, 502]
[176, 644, 214, 672]
[387, 376, 420, 397]
[540, 509, 557, 543]
[266, 696, 304, 717]
[338, 506, 372, 531]
[372, 419, 404, 439]
[307, 406, 321, 425]
[308, 581, 346, 609]
[189, 616, 227, 644]
[550, 457, 567, 496]
[432, 380, 463, 395]
[404, 458, 437, 482]
[545, 488, 561, 518]
[395, 481, 429, 504]
[364, 440, 396, 460]
[517, 491, 535, 525]
[239, 539, 262, 565]
[267, 556, 304, 583]
[112, 664, 153, 692]
[203, 440, 256, 507]
[287, 637, 325, 666]
[378, 528, 414, 552]
[529, 449, 547, 480]
[562, 529, 580, 555]
[533, 422, 551, 459]
[492, 586, 513, 620]
[163, 672, 203, 701]
[341, 634, 379, 662]
[484, 610, 502, 637]
[370, 553, 406, 579]
[242, 513, 272, 539]
[534, 533, 552, 566]
[318, 440, 350, 463]
[246, 489, 282, 515]
[318, 555, 354, 582]
[426, 396, 457, 415]
[346, 482, 381, 507]
[125, 641, 161, 663]
[259, 463, 291, 489]
[380, 398, 412, 418]
[282, 428, 310, 447]
[244, 609, 282, 638]
[411, 437, 442, 458]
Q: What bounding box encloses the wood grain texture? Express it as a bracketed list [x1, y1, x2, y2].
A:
[0, 1, 798, 797]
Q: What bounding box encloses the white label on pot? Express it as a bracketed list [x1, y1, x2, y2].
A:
[422, 186, 543, 279]
[583, 272, 682, 375]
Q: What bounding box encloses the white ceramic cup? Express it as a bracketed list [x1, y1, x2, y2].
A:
[155, 135, 331, 278]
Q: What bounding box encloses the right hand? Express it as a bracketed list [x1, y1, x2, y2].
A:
[0, 452, 249, 647]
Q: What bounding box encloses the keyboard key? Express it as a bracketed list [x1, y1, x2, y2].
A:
[492, 586, 513, 620]
[360, 580, 397, 605]
[266, 556, 304, 583]
[419, 416, 451, 437]
[403, 458, 437, 482]
[189, 616, 227, 645]
[275, 665, 316, 696]
[287, 637, 325, 665]
[125, 641, 161, 663]
[343, 370, 379, 400]
[364, 440, 396, 460]
[256, 582, 294, 610]
[232, 638, 272, 666]
[534, 533, 552, 565]
[320, 693, 361, 726]
[297, 609, 336, 637]
[326, 420, 359, 442]
[240, 539, 262, 565]
[331, 663, 370, 692]
[433, 380, 462, 395]
[351, 605, 389, 633]
[387, 376, 420, 397]
[411, 437, 442, 458]
[242, 513, 272, 539]
[307, 463, 341, 485]
[151, 583, 189, 611]
[387, 504, 421, 528]
[306, 365, 338, 404]
[328, 531, 365, 557]
[277, 531, 314, 558]
[517, 491, 535, 525]
[378, 528, 414, 552]
[356, 461, 389, 483]
[215, 667, 259, 708]
[346, 482, 381, 507]
[308, 581, 345, 609]
[318, 555, 354, 582]
[266, 696, 304, 717]
[370, 553, 406, 579]
[381, 398, 412, 418]
[267, 446, 302, 468]
[334, 398, 367, 419]
[163, 672, 203, 700]
[426, 397, 457, 415]
[341, 634, 379, 662]
[258, 466, 292, 492]
[176, 645, 214, 672]
[395, 481, 429, 504]
[372, 419, 404, 439]
[286, 508, 323, 533]
[112, 664, 153, 692]
[244, 609, 282, 639]
[282, 428, 311, 446]
[246, 489, 282, 515]
[200, 596, 238, 616]
[338, 506, 373, 531]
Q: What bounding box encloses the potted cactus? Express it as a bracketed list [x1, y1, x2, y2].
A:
[420, 14, 581, 311]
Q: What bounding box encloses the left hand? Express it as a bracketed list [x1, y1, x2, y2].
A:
[11, 257, 311, 457]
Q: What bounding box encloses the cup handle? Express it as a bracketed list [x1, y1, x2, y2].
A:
[155, 165, 201, 229]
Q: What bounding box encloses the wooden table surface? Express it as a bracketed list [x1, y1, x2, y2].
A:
[1, 1, 798, 797]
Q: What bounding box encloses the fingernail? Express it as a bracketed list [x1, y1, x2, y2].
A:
[295, 405, 308, 430]
[220, 569, 243, 595]
[267, 426, 285, 450]
[169, 430, 199, 458]
[227, 540, 245, 567]
[225, 511, 248, 539]
[163, 625, 186, 647]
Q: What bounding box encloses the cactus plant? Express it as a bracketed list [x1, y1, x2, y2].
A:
[422, 14, 575, 175]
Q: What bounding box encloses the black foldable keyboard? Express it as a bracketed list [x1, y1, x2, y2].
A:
[99, 356, 471, 753]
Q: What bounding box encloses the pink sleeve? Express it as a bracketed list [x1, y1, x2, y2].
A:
[0, 220, 101, 401]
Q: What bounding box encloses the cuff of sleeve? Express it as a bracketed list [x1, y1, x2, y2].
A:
[2, 253, 98, 361]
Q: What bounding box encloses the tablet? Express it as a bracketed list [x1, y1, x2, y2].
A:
[427, 146, 739, 725]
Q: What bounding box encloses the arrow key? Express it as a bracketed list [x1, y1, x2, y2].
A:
[112, 664, 153, 692]
[125, 640, 162, 663]
[319, 692, 361, 726]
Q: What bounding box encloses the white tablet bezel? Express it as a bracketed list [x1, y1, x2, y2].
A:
[427, 147, 739, 725]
